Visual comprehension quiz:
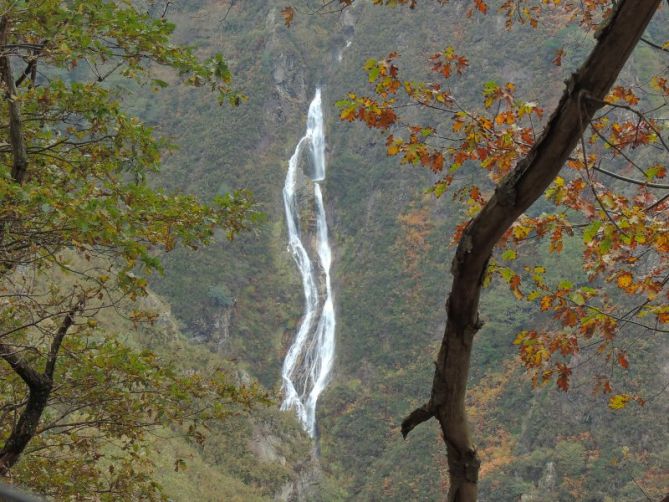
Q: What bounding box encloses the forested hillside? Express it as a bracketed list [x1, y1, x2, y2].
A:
[1, 0, 667, 500]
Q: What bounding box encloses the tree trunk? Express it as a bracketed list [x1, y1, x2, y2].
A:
[0, 16, 28, 184]
[0, 15, 29, 260]
[401, 1, 661, 500]
[0, 372, 52, 476]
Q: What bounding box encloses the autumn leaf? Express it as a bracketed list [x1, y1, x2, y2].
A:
[474, 0, 488, 14]
[650, 75, 669, 95]
[509, 274, 523, 299]
[552, 48, 565, 66]
[281, 6, 295, 27]
[511, 222, 531, 240]
[608, 394, 631, 410]
[644, 164, 666, 180]
[432, 152, 445, 171]
[616, 272, 633, 291]
[387, 143, 400, 156]
[583, 221, 601, 244]
[501, 249, 517, 261]
[540, 295, 552, 311]
[556, 364, 572, 391]
[617, 351, 629, 369]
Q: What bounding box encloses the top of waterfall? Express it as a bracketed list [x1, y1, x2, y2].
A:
[306, 89, 326, 182]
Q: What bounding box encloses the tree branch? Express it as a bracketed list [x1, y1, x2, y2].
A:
[14, 40, 46, 88]
[640, 37, 669, 54]
[44, 298, 84, 379]
[401, 401, 434, 438]
[0, 344, 43, 389]
[592, 163, 669, 190]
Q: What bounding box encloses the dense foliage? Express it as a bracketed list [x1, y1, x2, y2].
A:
[0, 0, 263, 497]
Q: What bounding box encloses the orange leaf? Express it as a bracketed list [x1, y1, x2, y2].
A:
[616, 272, 633, 290]
[387, 143, 400, 156]
[540, 295, 552, 311]
[281, 6, 295, 27]
[474, 0, 488, 14]
[510, 274, 522, 299]
[432, 152, 445, 172]
[617, 351, 629, 369]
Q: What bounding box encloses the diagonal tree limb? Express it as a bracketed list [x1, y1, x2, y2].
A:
[0, 344, 44, 390]
[641, 37, 669, 54]
[44, 297, 84, 379]
[401, 400, 434, 438]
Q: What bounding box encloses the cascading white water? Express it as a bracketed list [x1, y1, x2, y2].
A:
[280, 89, 336, 437]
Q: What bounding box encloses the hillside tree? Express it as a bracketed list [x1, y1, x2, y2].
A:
[0, 0, 261, 497]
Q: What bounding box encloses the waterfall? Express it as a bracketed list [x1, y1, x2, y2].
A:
[280, 89, 336, 438]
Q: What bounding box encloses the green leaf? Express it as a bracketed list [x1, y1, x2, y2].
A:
[571, 292, 585, 306]
[501, 249, 517, 261]
[558, 280, 573, 291]
[527, 290, 541, 301]
[599, 236, 612, 253]
[432, 182, 446, 198]
[583, 221, 601, 243]
[500, 266, 515, 282]
[368, 66, 381, 83]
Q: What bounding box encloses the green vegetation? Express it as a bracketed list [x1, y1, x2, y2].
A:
[0, 0, 264, 497]
[1, 1, 667, 500]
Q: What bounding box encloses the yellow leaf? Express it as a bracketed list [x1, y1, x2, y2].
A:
[616, 272, 633, 290]
[608, 394, 631, 410]
[512, 224, 531, 240]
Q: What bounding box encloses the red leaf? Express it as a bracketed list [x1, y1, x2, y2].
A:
[617, 351, 629, 369]
[556, 364, 572, 391]
[474, 0, 488, 14]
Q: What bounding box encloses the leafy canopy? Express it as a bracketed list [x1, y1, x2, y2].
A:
[0, 0, 261, 497]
